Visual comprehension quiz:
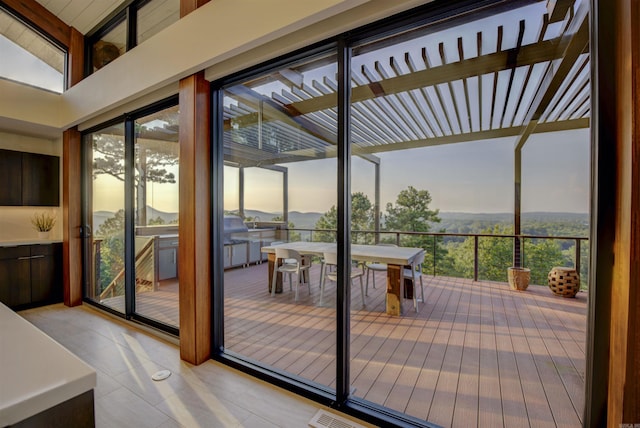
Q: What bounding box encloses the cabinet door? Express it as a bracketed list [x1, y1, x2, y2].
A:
[0, 149, 22, 205]
[30, 244, 62, 304]
[0, 247, 31, 307]
[22, 152, 60, 206]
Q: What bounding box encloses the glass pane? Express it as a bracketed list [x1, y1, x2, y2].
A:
[134, 105, 180, 327]
[223, 52, 338, 389]
[349, 1, 589, 425]
[0, 8, 65, 93]
[86, 124, 126, 314]
[137, 0, 180, 44]
[92, 20, 126, 72]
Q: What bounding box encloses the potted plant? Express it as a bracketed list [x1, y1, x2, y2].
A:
[507, 266, 530, 291]
[31, 211, 56, 239]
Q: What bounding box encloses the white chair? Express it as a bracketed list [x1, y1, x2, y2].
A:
[319, 252, 365, 307]
[403, 250, 425, 312]
[365, 243, 398, 296]
[271, 248, 311, 301]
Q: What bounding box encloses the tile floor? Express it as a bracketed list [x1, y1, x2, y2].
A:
[18, 303, 373, 428]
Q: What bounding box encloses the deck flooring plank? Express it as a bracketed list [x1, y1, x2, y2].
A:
[98, 264, 587, 427]
[526, 293, 585, 424]
[428, 278, 471, 427]
[382, 277, 451, 413]
[512, 286, 580, 428]
[494, 286, 529, 428]
[477, 281, 503, 428]
[451, 283, 480, 428]
[405, 278, 465, 421]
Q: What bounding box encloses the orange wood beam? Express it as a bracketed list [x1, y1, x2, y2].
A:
[67, 27, 84, 88]
[62, 128, 83, 307]
[178, 72, 211, 365]
[1, 0, 70, 48]
[606, 0, 640, 425]
[180, 0, 210, 18]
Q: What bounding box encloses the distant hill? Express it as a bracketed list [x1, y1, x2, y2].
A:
[94, 208, 589, 237]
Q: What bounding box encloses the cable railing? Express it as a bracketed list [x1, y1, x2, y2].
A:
[283, 227, 589, 287]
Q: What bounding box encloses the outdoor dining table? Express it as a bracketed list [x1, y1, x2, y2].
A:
[261, 241, 424, 316]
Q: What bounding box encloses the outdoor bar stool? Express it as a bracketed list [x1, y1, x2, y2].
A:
[365, 243, 398, 296]
[271, 248, 311, 301]
[319, 251, 365, 307]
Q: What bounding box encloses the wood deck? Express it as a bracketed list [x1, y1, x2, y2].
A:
[103, 262, 587, 427]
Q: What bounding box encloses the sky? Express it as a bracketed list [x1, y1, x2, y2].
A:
[224, 128, 590, 215]
[0, 34, 63, 93]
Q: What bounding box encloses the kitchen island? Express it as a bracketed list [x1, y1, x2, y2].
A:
[0, 302, 96, 427]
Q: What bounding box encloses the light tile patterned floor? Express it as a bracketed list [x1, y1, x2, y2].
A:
[18, 304, 373, 428]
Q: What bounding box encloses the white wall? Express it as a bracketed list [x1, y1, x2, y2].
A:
[0, 132, 62, 241]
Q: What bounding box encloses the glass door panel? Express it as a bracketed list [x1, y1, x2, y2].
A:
[134, 105, 180, 328]
[222, 52, 338, 389]
[85, 124, 126, 314]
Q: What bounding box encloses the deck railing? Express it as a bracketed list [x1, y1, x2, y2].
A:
[283, 228, 589, 287]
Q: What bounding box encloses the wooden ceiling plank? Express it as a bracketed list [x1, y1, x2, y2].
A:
[390, 56, 434, 138]
[458, 37, 473, 132]
[543, 53, 589, 121]
[422, 46, 455, 134]
[489, 25, 504, 130]
[2, 0, 70, 47]
[500, 20, 526, 129]
[514, 1, 589, 150]
[404, 51, 444, 136]
[355, 70, 410, 141]
[374, 60, 427, 139]
[477, 32, 484, 131]
[439, 41, 464, 133]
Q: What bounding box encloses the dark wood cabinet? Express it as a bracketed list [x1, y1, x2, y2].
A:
[0, 149, 23, 206]
[22, 152, 60, 206]
[0, 244, 62, 309]
[0, 149, 59, 207]
[0, 246, 31, 307]
[31, 243, 62, 304]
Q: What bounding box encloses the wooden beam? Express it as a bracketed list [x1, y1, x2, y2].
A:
[62, 128, 82, 307]
[180, 0, 210, 18]
[67, 27, 84, 88]
[1, 0, 70, 47]
[179, 72, 211, 365]
[605, 0, 640, 424]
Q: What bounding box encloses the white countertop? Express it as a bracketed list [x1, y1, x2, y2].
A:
[0, 239, 62, 247]
[0, 303, 96, 426]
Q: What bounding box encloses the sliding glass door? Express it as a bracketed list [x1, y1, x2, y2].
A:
[83, 98, 180, 333]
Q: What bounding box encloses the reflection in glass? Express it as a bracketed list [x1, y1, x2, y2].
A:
[134, 105, 180, 327]
[222, 52, 338, 389]
[92, 20, 126, 72]
[137, 0, 180, 45]
[0, 8, 65, 92]
[86, 124, 126, 313]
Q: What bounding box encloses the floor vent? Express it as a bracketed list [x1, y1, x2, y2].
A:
[308, 409, 368, 428]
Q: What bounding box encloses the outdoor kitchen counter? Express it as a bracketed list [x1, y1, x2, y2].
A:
[0, 302, 96, 427]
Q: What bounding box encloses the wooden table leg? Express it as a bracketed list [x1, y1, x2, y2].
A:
[386, 264, 402, 316]
[267, 253, 283, 293]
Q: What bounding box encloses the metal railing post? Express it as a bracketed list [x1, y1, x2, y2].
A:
[575, 238, 581, 274]
[473, 235, 479, 281]
[432, 236, 436, 276]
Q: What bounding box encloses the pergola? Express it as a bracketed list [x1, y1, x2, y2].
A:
[223, 0, 589, 265]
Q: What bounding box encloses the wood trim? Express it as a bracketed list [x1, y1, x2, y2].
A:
[67, 27, 84, 88]
[180, 0, 210, 18]
[178, 72, 211, 365]
[606, 0, 640, 424]
[63, 128, 83, 307]
[1, 0, 70, 48]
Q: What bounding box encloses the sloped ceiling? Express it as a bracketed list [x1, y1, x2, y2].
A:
[34, 0, 123, 35]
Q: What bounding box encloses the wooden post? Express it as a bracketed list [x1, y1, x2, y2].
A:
[62, 128, 83, 307]
[178, 72, 211, 365]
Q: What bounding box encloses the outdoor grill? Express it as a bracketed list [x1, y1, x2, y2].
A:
[223, 215, 249, 245]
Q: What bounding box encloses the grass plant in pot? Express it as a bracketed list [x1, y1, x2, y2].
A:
[31, 211, 56, 239]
